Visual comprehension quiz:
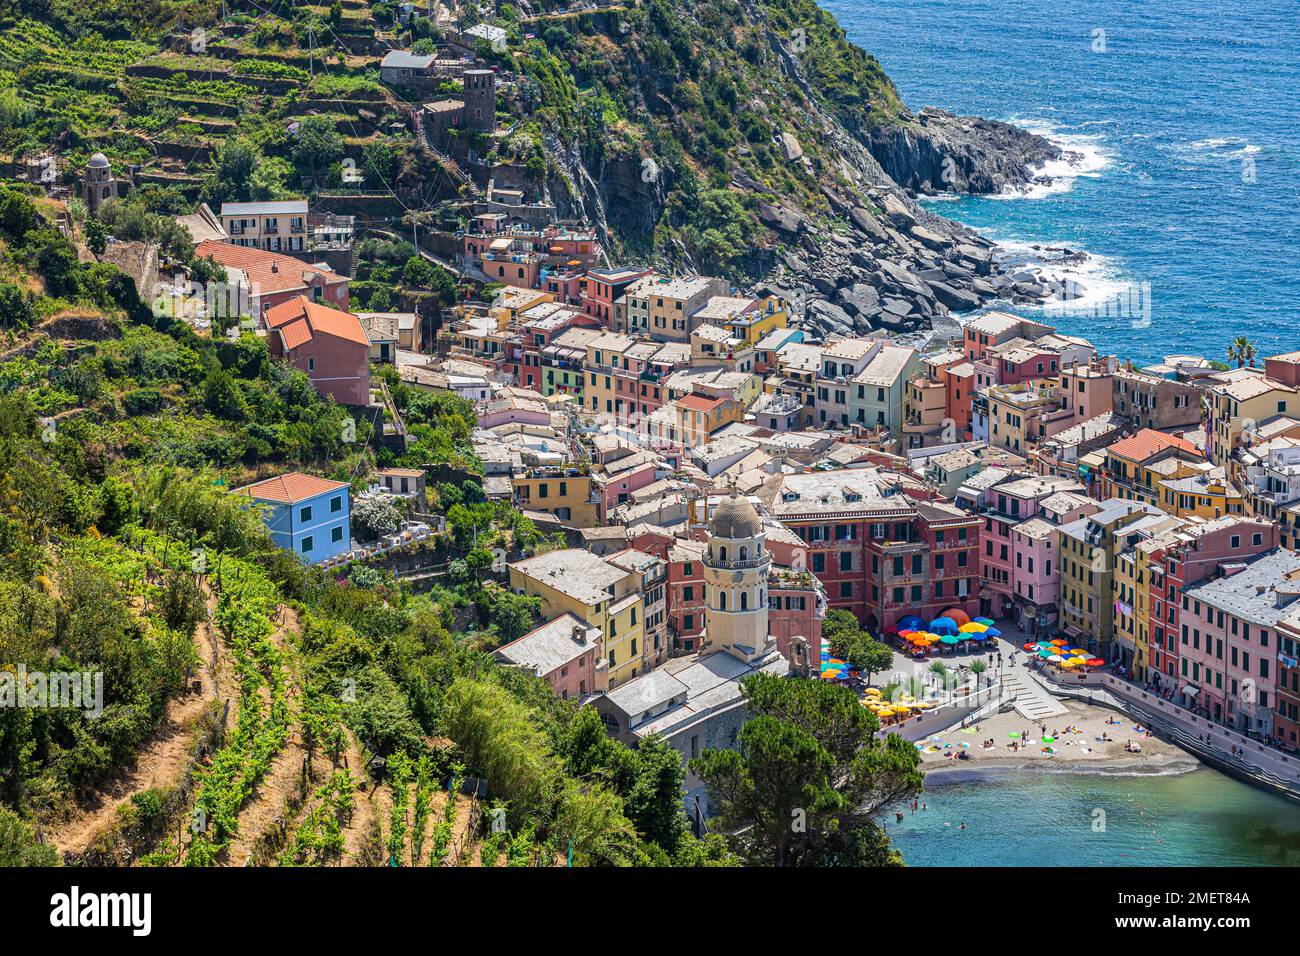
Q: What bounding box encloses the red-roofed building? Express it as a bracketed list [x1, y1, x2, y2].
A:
[1100, 428, 1204, 506]
[265, 296, 370, 406]
[674, 392, 743, 447]
[233, 472, 351, 564]
[195, 240, 350, 313]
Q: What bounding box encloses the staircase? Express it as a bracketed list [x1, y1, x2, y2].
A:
[1002, 670, 1069, 720]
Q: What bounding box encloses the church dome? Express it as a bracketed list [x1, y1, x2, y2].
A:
[87, 152, 110, 169]
[709, 489, 762, 540]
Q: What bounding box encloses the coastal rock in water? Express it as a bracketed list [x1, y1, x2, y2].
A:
[869, 107, 1065, 196]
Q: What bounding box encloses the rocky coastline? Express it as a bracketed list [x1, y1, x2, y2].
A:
[757, 108, 1092, 345]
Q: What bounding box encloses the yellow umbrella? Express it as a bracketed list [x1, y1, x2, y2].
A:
[959, 622, 987, 633]
[1069, 656, 1088, 665]
[892, 704, 911, 714]
[864, 687, 882, 696]
[1059, 659, 1077, 668]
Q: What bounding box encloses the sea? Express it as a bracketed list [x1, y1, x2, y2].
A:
[825, 0, 1300, 367]
[824, 0, 1300, 864]
[889, 767, 1300, 866]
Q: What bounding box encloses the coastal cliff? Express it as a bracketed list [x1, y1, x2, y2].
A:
[507, 0, 1072, 339]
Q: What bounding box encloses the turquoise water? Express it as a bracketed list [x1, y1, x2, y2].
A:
[890, 768, 1300, 866]
[826, 0, 1300, 366]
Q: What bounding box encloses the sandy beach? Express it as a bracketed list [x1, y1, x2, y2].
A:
[916, 699, 1200, 778]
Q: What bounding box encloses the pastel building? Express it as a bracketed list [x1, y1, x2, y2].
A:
[234, 473, 351, 564]
[1181, 548, 1300, 734]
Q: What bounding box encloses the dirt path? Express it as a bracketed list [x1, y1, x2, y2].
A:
[48, 594, 227, 857]
[342, 733, 383, 866]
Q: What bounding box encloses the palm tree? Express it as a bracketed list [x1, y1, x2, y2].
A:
[970, 659, 988, 689]
[1227, 336, 1258, 368]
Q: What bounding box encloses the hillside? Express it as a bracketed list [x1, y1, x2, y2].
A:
[0, 0, 1065, 341]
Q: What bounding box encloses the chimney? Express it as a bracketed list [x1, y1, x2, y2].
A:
[572, 624, 587, 643]
[271, 263, 278, 273]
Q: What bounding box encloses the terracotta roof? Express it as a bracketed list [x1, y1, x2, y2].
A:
[265, 296, 369, 348]
[195, 240, 346, 297]
[234, 472, 349, 504]
[678, 393, 726, 412]
[1106, 428, 1197, 463]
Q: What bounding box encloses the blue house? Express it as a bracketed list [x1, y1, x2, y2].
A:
[234, 473, 351, 564]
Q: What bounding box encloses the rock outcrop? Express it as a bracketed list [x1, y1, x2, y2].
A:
[868, 108, 1068, 196]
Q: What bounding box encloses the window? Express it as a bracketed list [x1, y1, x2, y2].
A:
[331, 527, 343, 543]
[299, 505, 313, 522]
[840, 582, 853, 598]
[330, 496, 342, 513]
[301, 536, 314, 553]
[740, 592, 749, 610]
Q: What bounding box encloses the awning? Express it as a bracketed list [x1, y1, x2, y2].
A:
[1182, 684, 1201, 696]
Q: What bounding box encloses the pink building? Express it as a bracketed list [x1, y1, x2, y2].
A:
[769, 567, 826, 661]
[1176, 541, 1297, 734]
[264, 296, 370, 406]
[592, 450, 660, 521]
[493, 613, 606, 700]
[977, 475, 1087, 621]
[580, 267, 652, 327]
[1009, 491, 1099, 636]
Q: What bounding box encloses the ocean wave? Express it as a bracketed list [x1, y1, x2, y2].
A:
[978, 234, 1147, 321]
[1164, 135, 1262, 161]
[992, 116, 1114, 199]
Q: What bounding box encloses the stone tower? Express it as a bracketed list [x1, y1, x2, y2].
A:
[82, 152, 118, 215]
[703, 488, 773, 664]
[462, 69, 496, 134]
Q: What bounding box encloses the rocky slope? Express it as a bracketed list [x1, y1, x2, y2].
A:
[509, 0, 1078, 341]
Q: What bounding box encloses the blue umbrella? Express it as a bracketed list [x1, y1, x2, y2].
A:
[899, 614, 925, 631]
[930, 617, 958, 634]
[967, 631, 989, 641]
[985, 628, 1002, 638]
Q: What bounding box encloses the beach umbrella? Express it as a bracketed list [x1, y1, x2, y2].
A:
[985, 628, 1001, 638]
[975, 617, 995, 627]
[959, 622, 987, 633]
[1038, 648, 1056, 658]
[892, 704, 911, 714]
[1023, 642, 1038, 652]
[1059, 659, 1077, 668]
[1087, 658, 1105, 667]
[929, 617, 959, 634]
[940, 634, 960, 645]
[820, 670, 839, 679]
[941, 608, 972, 627]
[899, 614, 925, 631]
[1050, 638, 1068, 647]
[864, 687, 882, 697]
[967, 632, 989, 642]
[1069, 656, 1088, 665]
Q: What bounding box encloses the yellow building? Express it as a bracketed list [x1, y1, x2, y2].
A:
[491, 285, 555, 326]
[1205, 370, 1298, 472]
[583, 331, 635, 417]
[728, 295, 789, 344]
[1100, 428, 1202, 507]
[1157, 469, 1244, 521]
[512, 469, 600, 529]
[1058, 499, 1166, 659]
[509, 549, 647, 687]
[984, 379, 1059, 456]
